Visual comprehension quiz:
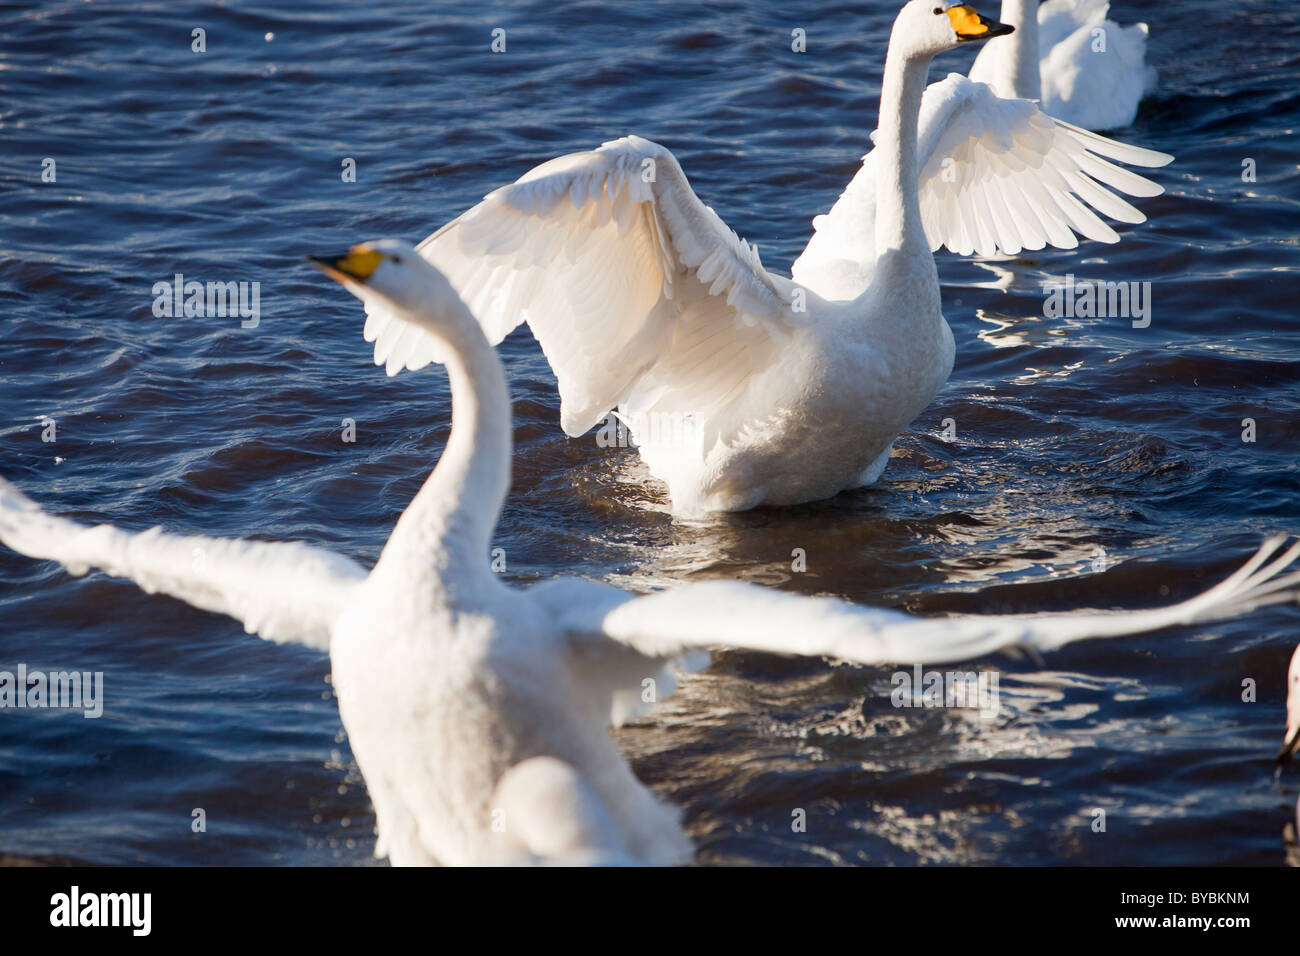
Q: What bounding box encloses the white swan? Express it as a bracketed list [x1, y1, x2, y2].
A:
[361, 1, 1171, 515]
[969, 0, 1157, 130]
[6, 241, 1297, 866]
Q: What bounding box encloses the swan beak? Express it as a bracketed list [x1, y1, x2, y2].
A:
[309, 247, 385, 284]
[948, 5, 1014, 42]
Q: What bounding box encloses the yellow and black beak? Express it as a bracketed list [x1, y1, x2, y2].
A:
[308, 246, 385, 284]
[947, 5, 1014, 42]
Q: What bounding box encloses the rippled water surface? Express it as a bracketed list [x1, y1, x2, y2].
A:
[1, 0, 1297, 865]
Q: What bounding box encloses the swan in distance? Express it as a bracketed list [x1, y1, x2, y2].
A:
[969, 0, 1158, 130]
[360, 2, 1172, 515]
[3, 241, 1300, 865]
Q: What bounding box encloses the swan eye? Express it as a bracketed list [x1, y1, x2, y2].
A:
[391, 255, 402, 264]
[933, 6, 942, 13]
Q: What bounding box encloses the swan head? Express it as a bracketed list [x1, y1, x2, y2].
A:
[892, 2, 1013, 59]
[310, 239, 464, 334]
[1279, 644, 1300, 767]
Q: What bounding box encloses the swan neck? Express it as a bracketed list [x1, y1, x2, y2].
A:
[873, 44, 932, 258]
[1000, 0, 1041, 100]
[383, 299, 511, 577]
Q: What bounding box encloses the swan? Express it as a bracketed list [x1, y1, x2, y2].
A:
[5, 241, 1297, 866]
[968, 0, 1157, 130]
[359, 1, 1172, 515]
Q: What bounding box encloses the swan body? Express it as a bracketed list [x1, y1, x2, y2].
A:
[969, 0, 1157, 130]
[7, 241, 1296, 865]
[362, 2, 1171, 515]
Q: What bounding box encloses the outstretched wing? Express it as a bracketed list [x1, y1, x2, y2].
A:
[562, 538, 1299, 669]
[793, 74, 1171, 297]
[916, 74, 1170, 256]
[0, 477, 366, 650]
[363, 135, 797, 439]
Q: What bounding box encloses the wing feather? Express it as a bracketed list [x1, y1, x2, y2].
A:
[364, 136, 796, 442]
[0, 477, 364, 649]
[578, 539, 1300, 668]
[914, 75, 1168, 257]
[791, 74, 1170, 298]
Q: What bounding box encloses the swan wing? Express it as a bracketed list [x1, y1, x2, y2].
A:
[915, 73, 1171, 257]
[0, 476, 365, 649]
[573, 539, 1300, 667]
[532, 576, 706, 726]
[363, 135, 797, 438]
[792, 73, 1171, 296]
[788, 148, 883, 301]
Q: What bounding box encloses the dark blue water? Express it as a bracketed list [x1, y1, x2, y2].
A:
[0, 0, 1297, 865]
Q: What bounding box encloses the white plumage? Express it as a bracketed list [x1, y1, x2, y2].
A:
[2, 241, 1299, 865]
[361, 2, 1171, 514]
[969, 0, 1158, 130]
[792, 72, 1171, 292]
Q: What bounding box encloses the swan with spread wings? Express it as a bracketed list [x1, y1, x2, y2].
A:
[3, 241, 1297, 866]
[360, 1, 1172, 515]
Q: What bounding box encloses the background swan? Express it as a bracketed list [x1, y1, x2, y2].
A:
[361, 1, 1170, 515]
[969, 0, 1158, 130]
[2, 241, 1300, 865]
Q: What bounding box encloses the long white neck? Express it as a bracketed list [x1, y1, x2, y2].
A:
[375, 285, 511, 593]
[873, 36, 935, 262]
[998, 0, 1041, 100]
[788, 27, 944, 302]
